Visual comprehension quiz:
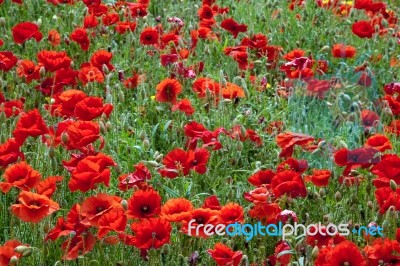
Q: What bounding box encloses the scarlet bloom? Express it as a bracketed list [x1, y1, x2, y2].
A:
[12, 22, 43, 44]
[12, 109, 49, 144]
[222, 82, 245, 99]
[128, 217, 171, 249]
[371, 154, 400, 187]
[46, 89, 87, 117]
[334, 147, 378, 175]
[140, 27, 159, 46]
[304, 169, 331, 187]
[172, 98, 195, 116]
[352, 20, 374, 38]
[365, 134, 392, 152]
[118, 162, 151, 191]
[155, 78, 182, 103]
[277, 157, 308, 174]
[158, 148, 190, 178]
[192, 77, 221, 98]
[90, 50, 114, 72]
[331, 43, 357, 58]
[97, 208, 127, 239]
[271, 170, 307, 198]
[364, 238, 400, 265]
[35, 176, 63, 197]
[243, 186, 271, 204]
[218, 203, 244, 225]
[61, 232, 96, 260]
[78, 65, 104, 85]
[115, 21, 137, 34]
[181, 208, 219, 238]
[375, 187, 400, 214]
[16, 60, 41, 83]
[161, 198, 193, 222]
[221, 18, 247, 38]
[63, 120, 100, 151]
[126, 189, 162, 219]
[306, 79, 331, 98]
[0, 51, 18, 72]
[68, 153, 115, 192]
[248, 203, 281, 224]
[315, 240, 367, 266]
[360, 109, 379, 128]
[208, 243, 243, 266]
[247, 169, 275, 187]
[276, 132, 315, 157]
[70, 28, 90, 51]
[0, 161, 41, 193]
[202, 195, 221, 210]
[0, 240, 26, 266]
[47, 29, 61, 46]
[37, 50, 72, 72]
[11, 191, 60, 223]
[0, 138, 24, 170]
[74, 97, 113, 120]
[80, 193, 122, 227]
[306, 224, 346, 248]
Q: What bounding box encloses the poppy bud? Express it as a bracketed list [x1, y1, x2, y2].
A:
[61, 132, 69, 145]
[49, 147, 55, 158]
[155, 154, 163, 162]
[118, 90, 125, 103]
[143, 139, 150, 149]
[121, 200, 128, 210]
[64, 36, 70, 45]
[236, 141, 243, 151]
[14, 246, 30, 254]
[9, 256, 18, 265]
[311, 246, 319, 260]
[335, 191, 342, 201]
[99, 121, 107, 134]
[319, 188, 326, 198]
[36, 18, 42, 26]
[89, 260, 100, 266]
[106, 121, 112, 131]
[390, 179, 397, 192]
[320, 45, 330, 52]
[0, 17, 5, 27]
[22, 248, 33, 257]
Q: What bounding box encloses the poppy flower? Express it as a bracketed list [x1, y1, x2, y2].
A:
[35, 176, 63, 197]
[16, 60, 41, 84]
[360, 109, 379, 128]
[0, 98, 24, 118]
[382, 95, 400, 116]
[202, 195, 221, 210]
[47, 29, 61, 46]
[0, 161, 41, 193]
[304, 169, 331, 187]
[63, 120, 100, 151]
[70, 28, 90, 51]
[271, 170, 307, 198]
[12, 22, 43, 44]
[315, 240, 367, 265]
[331, 43, 357, 58]
[140, 27, 159, 46]
[161, 198, 193, 222]
[243, 186, 272, 204]
[0, 240, 25, 266]
[171, 98, 195, 116]
[61, 232, 96, 260]
[73, 96, 113, 120]
[158, 148, 190, 178]
[268, 240, 292, 265]
[102, 12, 119, 26]
[37, 50, 72, 72]
[334, 147, 379, 175]
[371, 154, 400, 186]
[126, 189, 161, 219]
[218, 203, 244, 225]
[127, 218, 171, 250]
[220, 18, 247, 38]
[306, 224, 346, 248]
[187, 148, 210, 174]
[306, 79, 331, 98]
[0, 138, 24, 170]
[80, 193, 122, 227]
[90, 50, 114, 72]
[11, 191, 60, 223]
[181, 208, 219, 238]
[78, 65, 104, 85]
[155, 78, 182, 104]
[97, 208, 127, 239]
[0, 51, 18, 72]
[118, 162, 151, 191]
[198, 5, 214, 20]
[375, 187, 400, 214]
[277, 157, 308, 174]
[68, 153, 115, 192]
[364, 134, 391, 152]
[352, 20, 374, 38]
[222, 82, 245, 99]
[115, 21, 137, 34]
[276, 132, 315, 158]
[12, 109, 49, 145]
[247, 169, 275, 187]
[46, 90, 87, 117]
[123, 71, 145, 89]
[358, 71, 372, 87]
[248, 203, 281, 224]
[183, 121, 226, 150]
[364, 238, 400, 265]
[208, 243, 243, 266]
[192, 77, 221, 98]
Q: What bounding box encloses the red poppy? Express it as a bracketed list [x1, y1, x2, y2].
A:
[315, 240, 367, 265]
[127, 217, 171, 249]
[0, 161, 41, 193]
[221, 18, 247, 38]
[0, 138, 24, 170]
[12, 109, 49, 144]
[222, 82, 245, 99]
[276, 132, 315, 157]
[70, 28, 90, 51]
[16, 60, 41, 84]
[334, 147, 378, 175]
[352, 20, 374, 38]
[198, 5, 214, 20]
[187, 148, 210, 174]
[364, 134, 391, 152]
[78, 65, 104, 85]
[0, 98, 24, 118]
[0, 51, 19, 73]
[35, 176, 63, 197]
[140, 27, 159, 46]
[306, 224, 346, 248]
[123, 71, 145, 89]
[218, 203, 244, 225]
[181, 208, 219, 238]
[371, 154, 400, 187]
[360, 109, 379, 128]
[192, 77, 221, 98]
[269, 240, 292, 265]
[80, 193, 122, 227]
[47, 29, 61, 46]
[46, 90, 87, 117]
[68, 153, 115, 192]
[155, 78, 182, 104]
[184, 121, 226, 150]
[304, 169, 331, 187]
[385, 120, 400, 135]
[271, 170, 307, 198]
[61, 232, 96, 260]
[126, 188, 161, 219]
[243, 187, 271, 204]
[115, 21, 137, 34]
[0, 240, 25, 266]
[63, 120, 100, 151]
[102, 12, 119, 26]
[11, 191, 60, 223]
[118, 162, 151, 191]
[97, 208, 127, 239]
[248, 203, 281, 224]
[12, 22, 43, 44]
[90, 50, 114, 72]
[306, 79, 331, 98]
[247, 169, 275, 187]
[364, 238, 400, 265]
[208, 243, 243, 266]
[172, 98, 195, 116]
[331, 43, 357, 58]
[37, 50, 72, 72]
[73, 96, 113, 120]
[277, 157, 308, 174]
[375, 187, 400, 214]
[202, 195, 221, 210]
[161, 198, 193, 222]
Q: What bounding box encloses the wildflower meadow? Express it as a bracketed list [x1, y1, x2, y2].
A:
[0, 0, 399, 265]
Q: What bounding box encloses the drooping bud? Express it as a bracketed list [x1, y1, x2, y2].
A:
[390, 179, 397, 192]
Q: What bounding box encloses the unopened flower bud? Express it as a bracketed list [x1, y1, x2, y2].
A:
[390, 179, 397, 192]
[22, 248, 33, 257]
[0, 17, 6, 27]
[143, 138, 150, 149]
[155, 154, 163, 162]
[319, 188, 326, 198]
[61, 132, 68, 144]
[14, 246, 30, 254]
[147, 161, 160, 167]
[335, 191, 342, 201]
[311, 246, 319, 260]
[9, 256, 18, 265]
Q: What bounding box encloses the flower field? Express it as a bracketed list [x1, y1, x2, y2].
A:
[0, 0, 399, 265]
